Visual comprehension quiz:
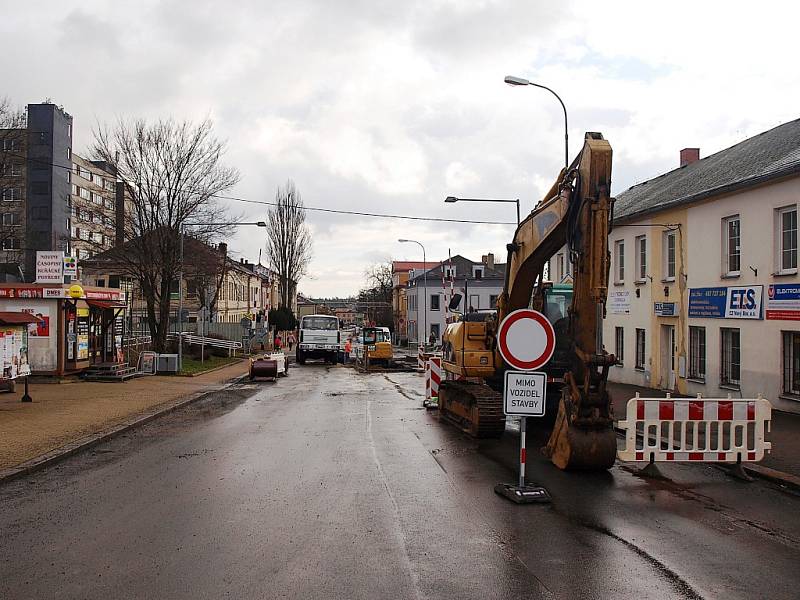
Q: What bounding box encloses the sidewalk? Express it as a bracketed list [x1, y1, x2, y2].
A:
[607, 381, 800, 480]
[0, 360, 248, 471]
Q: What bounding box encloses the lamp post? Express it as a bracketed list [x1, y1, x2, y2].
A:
[398, 238, 426, 348]
[445, 196, 520, 226]
[178, 221, 267, 371]
[504, 75, 569, 172]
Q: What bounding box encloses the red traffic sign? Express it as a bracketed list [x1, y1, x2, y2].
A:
[497, 309, 556, 371]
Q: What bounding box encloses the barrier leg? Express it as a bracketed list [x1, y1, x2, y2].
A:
[640, 452, 667, 480]
[726, 454, 754, 482]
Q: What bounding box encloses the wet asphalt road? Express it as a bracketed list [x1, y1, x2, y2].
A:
[1, 365, 798, 599]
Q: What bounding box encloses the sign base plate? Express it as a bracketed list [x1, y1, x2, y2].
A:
[494, 483, 551, 504]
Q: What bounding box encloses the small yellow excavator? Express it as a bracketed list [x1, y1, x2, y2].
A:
[439, 132, 616, 470]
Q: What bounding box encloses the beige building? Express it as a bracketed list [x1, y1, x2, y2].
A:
[392, 261, 428, 344]
[69, 154, 122, 262]
[606, 120, 800, 414]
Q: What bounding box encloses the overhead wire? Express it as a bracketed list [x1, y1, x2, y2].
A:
[1, 150, 517, 226]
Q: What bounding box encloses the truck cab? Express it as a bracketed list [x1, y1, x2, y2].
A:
[297, 315, 340, 364]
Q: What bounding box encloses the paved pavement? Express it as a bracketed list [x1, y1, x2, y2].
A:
[607, 381, 800, 478]
[0, 360, 248, 470]
[1, 364, 798, 599]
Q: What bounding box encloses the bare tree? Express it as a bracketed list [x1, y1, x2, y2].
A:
[265, 180, 312, 311]
[357, 261, 393, 326]
[0, 98, 26, 270]
[90, 118, 239, 352]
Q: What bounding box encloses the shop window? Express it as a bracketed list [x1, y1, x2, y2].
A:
[635, 328, 645, 370]
[688, 326, 706, 381]
[783, 331, 800, 397]
[720, 327, 741, 388]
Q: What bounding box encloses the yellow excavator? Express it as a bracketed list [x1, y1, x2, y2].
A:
[439, 132, 616, 470]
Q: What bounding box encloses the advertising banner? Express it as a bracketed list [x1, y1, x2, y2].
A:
[20, 306, 50, 337]
[688, 285, 763, 319]
[35, 251, 64, 284]
[608, 290, 631, 315]
[766, 284, 800, 320]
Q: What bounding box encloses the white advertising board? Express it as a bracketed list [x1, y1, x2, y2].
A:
[35, 251, 64, 284]
[608, 290, 631, 315]
[503, 371, 547, 416]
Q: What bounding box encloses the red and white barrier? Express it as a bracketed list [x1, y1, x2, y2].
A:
[425, 356, 442, 400]
[618, 393, 772, 463]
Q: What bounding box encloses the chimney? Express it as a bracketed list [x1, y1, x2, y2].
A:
[680, 148, 700, 167]
[482, 253, 495, 270]
[218, 242, 228, 255]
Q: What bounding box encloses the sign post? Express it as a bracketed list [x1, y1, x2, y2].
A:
[494, 309, 555, 505]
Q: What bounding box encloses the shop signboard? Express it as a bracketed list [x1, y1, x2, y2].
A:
[688, 285, 763, 319]
[35, 251, 64, 284]
[654, 302, 677, 317]
[63, 256, 78, 277]
[608, 290, 631, 315]
[766, 284, 800, 320]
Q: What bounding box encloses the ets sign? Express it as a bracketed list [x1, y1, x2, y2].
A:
[504, 371, 547, 417]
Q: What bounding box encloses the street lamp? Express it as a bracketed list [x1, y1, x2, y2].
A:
[178, 221, 267, 370]
[398, 238, 426, 348]
[504, 75, 569, 172]
[445, 196, 520, 226]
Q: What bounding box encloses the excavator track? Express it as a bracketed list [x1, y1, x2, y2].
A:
[438, 380, 506, 438]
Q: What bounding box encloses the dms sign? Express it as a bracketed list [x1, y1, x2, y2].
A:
[688, 285, 763, 320]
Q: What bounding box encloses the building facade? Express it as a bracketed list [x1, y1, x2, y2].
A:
[392, 260, 427, 344]
[405, 254, 504, 345]
[605, 121, 800, 413]
[69, 154, 121, 261]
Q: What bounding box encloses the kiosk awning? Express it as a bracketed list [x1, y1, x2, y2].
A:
[0, 312, 41, 325]
[86, 300, 127, 310]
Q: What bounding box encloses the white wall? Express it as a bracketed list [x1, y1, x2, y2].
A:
[0, 299, 60, 372]
[686, 177, 800, 412]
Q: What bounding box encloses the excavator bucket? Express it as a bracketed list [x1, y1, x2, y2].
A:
[546, 395, 617, 470]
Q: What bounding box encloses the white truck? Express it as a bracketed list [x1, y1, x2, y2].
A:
[296, 314, 341, 364]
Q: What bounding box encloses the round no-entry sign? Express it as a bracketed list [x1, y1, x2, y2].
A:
[497, 309, 556, 371]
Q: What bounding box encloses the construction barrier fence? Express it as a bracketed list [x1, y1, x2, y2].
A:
[617, 393, 772, 463]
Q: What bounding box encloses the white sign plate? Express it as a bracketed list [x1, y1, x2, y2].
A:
[35, 251, 64, 284]
[504, 370, 547, 416]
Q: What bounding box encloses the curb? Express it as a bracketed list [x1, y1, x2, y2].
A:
[178, 358, 246, 378]
[0, 374, 248, 485]
[613, 425, 800, 492]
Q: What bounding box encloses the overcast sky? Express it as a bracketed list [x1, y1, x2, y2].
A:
[3, 1, 799, 297]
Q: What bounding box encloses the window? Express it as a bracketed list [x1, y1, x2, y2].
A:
[92, 173, 103, 185]
[79, 166, 91, 180]
[430, 324, 440, 340]
[80, 187, 91, 200]
[469, 294, 479, 310]
[2, 138, 18, 151]
[688, 326, 706, 380]
[2, 213, 18, 226]
[635, 329, 646, 370]
[71, 183, 78, 196]
[614, 327, 624, 365]
[430, 294, 440, 311]
[10, 163, 21, 176]
[104, 179, 116, 192]
[105, 198, 114, 210]
[556, 253, 565, 281]
[782, 331, 800, 397]
[2, 237, 20, 250]
[723, 215, 740, 275]
[778, 206, 798, 272]
[444, 265, 456, 278]
[663, 230, 676, 280]
[472, 266, 483, 279]
[489, 294, 498, 308]
[614, 240, 625, 283]
[78, 248, 90, 259]
[408, 294, 416, 312]
[79, 229, 90, 241]
[635, 235, 647, 281]
[1, 188, 20, 201]
[71, 226, 77, 237]
[92, 192, 103, 205]
[720, 327, 741, 387]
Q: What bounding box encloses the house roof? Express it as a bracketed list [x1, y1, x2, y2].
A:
[615, 118, 800, 221]
[392, 261, 438, 272]
[407, 255, 505, 284]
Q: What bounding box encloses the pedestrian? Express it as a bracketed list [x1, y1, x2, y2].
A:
[344, 337, 352, 363]
[288, 332, 296, 351]
[274, 333, 283, 352]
